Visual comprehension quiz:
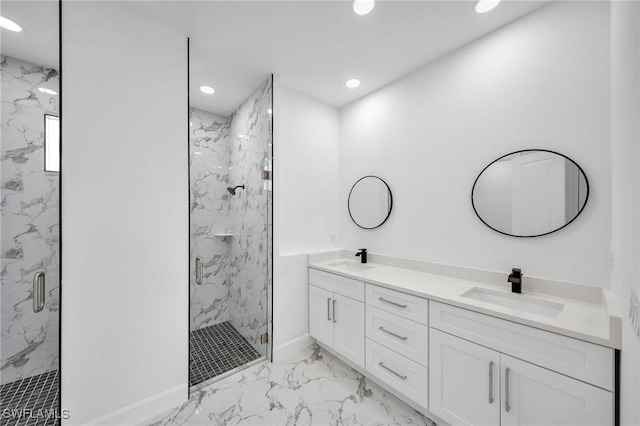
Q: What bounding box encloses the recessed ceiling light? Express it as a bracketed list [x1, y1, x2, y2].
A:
[200, 85, 215, 95]
[352, 0, 375, 15]
[474, 0, 501, 14]
[345, 78, 361, 88]
[0, 16, 22, 32]
[38, 87, 57, 96]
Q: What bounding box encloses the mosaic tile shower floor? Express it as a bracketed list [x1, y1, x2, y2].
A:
[190, 321, 262, 387]
[0, 370, 59, 426]
[145, 345, 435, 426]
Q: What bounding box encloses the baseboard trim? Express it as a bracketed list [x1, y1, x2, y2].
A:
[79, 383, 187, 426]
[273, 334, 315, 361]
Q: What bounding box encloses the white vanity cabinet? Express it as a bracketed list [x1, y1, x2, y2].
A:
[429, 302, 614, 426]
[308, 269, 365, 368]
[308, 262, 617, 426]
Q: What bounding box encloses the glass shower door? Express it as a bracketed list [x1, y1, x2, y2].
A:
[188, 68, 273, 388]
[1, 1, 61, 424]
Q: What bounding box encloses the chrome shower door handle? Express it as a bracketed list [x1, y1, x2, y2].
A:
[33, 272, 45, 313]
[195, 257, 203, 285]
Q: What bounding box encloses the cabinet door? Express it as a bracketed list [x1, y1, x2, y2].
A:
[333, 293, 365, 367]
[309, 285, 334, 348]
[501, 355, 613, 426]
[429, 329, 500, 426]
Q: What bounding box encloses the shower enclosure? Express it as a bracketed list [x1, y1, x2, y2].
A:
[189, 76, 273, 388]
[1, 2, 61, 424]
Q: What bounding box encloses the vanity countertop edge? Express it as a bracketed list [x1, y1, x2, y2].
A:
[307, 250, 622, 349]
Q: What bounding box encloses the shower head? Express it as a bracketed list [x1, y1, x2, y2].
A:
[227, 185, 245, 196]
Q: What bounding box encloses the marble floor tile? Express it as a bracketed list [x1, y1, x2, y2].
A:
[142, 345, 435, 426]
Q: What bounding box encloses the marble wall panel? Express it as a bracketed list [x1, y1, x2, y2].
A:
[1, 56, 60, 384]
[189, 108, 233, 331]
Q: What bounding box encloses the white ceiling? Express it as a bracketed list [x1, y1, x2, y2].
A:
[1, 1, 59, 70]
[2, 1, 550, 117]
[122, 0, 550, 116]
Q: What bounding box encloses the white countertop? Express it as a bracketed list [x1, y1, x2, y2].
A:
[308, 252, 621, 349]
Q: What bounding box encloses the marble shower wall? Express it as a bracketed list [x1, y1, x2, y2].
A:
[190, 107, 232, 330]
[1, 55, 60, 384]
[227, 77, 272, 357]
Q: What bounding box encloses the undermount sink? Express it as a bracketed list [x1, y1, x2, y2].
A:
[462, 287, 564, 318]
[328, 261, 375, 272]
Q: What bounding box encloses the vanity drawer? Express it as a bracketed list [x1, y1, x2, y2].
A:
[366, 284, 429, 325]
[309, 268, 364, 301]
[366, 339, 429, 410]
[366, 306, 429, 366]
[429, 301, 614, 391]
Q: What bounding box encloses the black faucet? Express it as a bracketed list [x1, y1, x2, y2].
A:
[355, 248, 367, 264]
[508, 268, 522, 294]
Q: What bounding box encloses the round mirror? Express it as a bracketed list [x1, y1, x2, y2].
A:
[472, 150, 589, 237]
[348, 176, 393, 229]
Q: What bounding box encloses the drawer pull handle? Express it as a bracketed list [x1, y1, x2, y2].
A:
[333, 299, 337, 323]
[378, 326, 408, 341]
[488, 361, 494, 404]
[378, 297, 407, 309]
[505, 367, 511, 413]
[378, 362, 407, 380]
[327, 297, 332, 321]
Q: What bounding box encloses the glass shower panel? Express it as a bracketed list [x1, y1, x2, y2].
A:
[189, 75, 272, 388]
[1, 1, 61, 423]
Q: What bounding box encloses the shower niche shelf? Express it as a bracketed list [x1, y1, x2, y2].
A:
[214, 233, 234, 239]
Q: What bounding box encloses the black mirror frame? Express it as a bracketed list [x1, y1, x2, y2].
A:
[471, 149, 590, 238]
[348, 175, 393, 230]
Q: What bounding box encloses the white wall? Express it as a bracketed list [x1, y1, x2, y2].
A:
[610, 1, 640, 424]
[61, 2, 188, 424]
[273, 80, 340, 359]
[339, 1, 611, 286]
